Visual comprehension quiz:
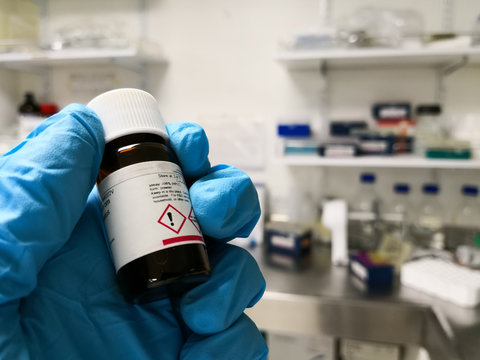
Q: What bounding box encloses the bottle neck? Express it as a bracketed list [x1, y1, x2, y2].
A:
[461, 195, 478, 206]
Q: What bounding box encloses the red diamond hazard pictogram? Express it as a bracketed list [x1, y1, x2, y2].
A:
[188, 207, 201, 234]
[158, 204, 186, 234]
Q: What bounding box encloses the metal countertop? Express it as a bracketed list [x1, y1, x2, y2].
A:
[245, 246, 480, 360]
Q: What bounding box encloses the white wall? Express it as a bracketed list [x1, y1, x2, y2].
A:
[2, 0, 480, 218]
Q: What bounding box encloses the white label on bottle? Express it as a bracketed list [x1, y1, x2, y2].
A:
[98, 160, 204, 271]
[418, 216, 442, 229]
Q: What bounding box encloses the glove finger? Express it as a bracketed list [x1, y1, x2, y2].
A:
[166, 122, 211, 181]
[190, 165, 260, 241]
[180, 313, 268, 360]
[180, 243, 265, 334]
[0, 104, 104, 303]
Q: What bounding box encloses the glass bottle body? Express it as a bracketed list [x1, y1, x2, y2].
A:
[452, 190, 480, 246]
[382, 191, 411, 242]
[349, 175, 380, 250]
[413, 191, 445, 249]
[98, 133, 210, 303]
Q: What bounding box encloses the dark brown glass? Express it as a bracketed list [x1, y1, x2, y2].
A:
[98, 133, 210, 303]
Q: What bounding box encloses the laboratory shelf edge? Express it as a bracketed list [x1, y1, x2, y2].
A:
[276, 47, 480, 69]
[280, 155, 480, 169]
[0, 40, 167, 71]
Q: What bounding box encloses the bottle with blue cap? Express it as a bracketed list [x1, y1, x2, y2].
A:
[413, 183, 446, 249]
[377, 183, 414, 272]
[382, 183, 412, 242]
[349, 172, 380, 250]
[452, 185, 480, 244]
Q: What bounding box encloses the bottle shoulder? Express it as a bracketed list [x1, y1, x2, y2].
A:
[98, 133, 179, 183]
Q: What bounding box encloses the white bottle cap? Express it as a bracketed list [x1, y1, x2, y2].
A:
[87, 88, 168, 143]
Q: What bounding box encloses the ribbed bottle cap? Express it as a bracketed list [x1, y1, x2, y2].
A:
[87, 88, 168, 142]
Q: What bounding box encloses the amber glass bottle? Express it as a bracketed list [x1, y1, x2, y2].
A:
[88, 89, 210, 303]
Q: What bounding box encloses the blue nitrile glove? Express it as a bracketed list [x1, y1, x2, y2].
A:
[0, 104, 268, 360]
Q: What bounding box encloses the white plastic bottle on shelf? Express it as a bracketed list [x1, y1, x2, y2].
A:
[472, 14, 480, 47]
[452, 185, 480, 244]
[382, 183, 411, 241]
[349, 173, 380, 250]
[413, 184, 446, 249]
[414, 104, 444, 157]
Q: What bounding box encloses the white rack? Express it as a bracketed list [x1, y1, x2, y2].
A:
[276, 47, 480, 69]
[281, 155, 480, 169]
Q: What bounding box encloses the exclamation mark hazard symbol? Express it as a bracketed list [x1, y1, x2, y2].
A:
[167, 212, 174, 226]
[159, 204, 187, 234]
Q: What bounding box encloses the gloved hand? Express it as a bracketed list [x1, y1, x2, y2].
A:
[0, 104, 268, 360]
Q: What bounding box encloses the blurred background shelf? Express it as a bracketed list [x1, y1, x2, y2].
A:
[281, 155, 480, 169]
[276, 47, 480, 70]
[0, 41, 166, 71]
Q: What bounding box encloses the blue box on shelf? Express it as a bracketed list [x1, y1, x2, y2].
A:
[278, 124, 311, 138]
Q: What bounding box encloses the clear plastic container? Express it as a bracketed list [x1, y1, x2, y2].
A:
[349, 173, 380, 250]
[412, 184, 446, 249]
[414, 105, 444, 156]
[451, 185, 480, 245]
[381, 183, 411, 242]
[0, 0, 39, 52]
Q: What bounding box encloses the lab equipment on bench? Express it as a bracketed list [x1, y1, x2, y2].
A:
[412, 184, 446, 250]
[453, 185, 480, 228]
[349, 173, 380, 250]
[378, 184, 414, 272]
[323, 199, 348, 266]
[349, 251, 394, 291]
[401, 258, 480, 308]
[451, 185, 480, 246]
[265, 221, 312, 259]
[381, 183, 412, 241]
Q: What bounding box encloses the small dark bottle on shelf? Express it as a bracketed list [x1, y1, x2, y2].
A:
[19, 92, 40, 115]
[88, 89, 210, 303]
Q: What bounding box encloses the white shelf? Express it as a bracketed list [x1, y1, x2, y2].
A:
[0, 41, 166, 71]
[281, 155, 480, 169]
[276, 47, 480, 69]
